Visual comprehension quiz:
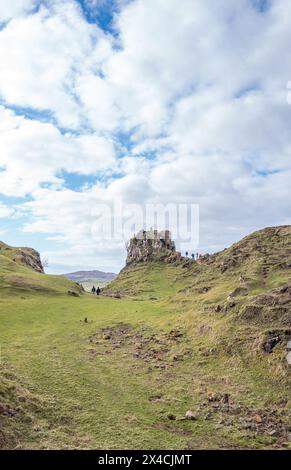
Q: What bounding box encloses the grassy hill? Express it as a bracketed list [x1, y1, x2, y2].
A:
[0, 227, 290, 449]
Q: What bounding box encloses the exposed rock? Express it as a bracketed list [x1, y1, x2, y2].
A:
[185, 410, 197, 421]
[16, 248, 44, 273]
[0, 241, 44, 273]
[126, 230, 180, 265]
[263, 335, 282, 353]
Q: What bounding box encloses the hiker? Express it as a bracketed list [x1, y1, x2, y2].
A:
[185, 251, 188, 257]
[96, 286, 101, 296]
[191, 253, 195, 259]
[91, 286, 96, 294]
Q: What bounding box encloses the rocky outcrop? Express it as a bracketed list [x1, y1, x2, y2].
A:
[126, 230, 181, 265]
[15, 248, 44, 273]
[0, 241, 44, 273]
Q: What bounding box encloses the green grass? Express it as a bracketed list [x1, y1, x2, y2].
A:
[1, 228, 291, 449]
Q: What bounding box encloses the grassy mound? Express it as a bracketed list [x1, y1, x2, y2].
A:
[0, 249, 83, 296]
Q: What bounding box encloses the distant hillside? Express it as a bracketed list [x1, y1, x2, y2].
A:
[62, 270, 117, 282]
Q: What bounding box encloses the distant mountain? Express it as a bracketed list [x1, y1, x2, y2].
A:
[62, 270, 117, 282]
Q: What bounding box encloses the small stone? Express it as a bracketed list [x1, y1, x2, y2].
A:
[167, 413, 176, 421]
[255, 415, 262, 424]
[103, 334, 111, 340]
[185, 410, 197, 421]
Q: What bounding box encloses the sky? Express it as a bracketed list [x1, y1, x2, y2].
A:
[0, 0, 291, 274]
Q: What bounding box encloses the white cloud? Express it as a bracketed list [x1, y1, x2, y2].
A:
[0, 202, 13, 218]
[0, 1, 111, 129]
[0, 106, 116, 196]
[76, 74, 120, 131]
[0, 0, 36, 21]
[0, 0, 291, 271]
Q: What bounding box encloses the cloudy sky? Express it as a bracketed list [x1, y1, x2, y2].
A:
[0, 0, 290, 273]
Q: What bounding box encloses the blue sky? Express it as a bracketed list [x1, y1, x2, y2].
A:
[78, 0, 117, 31]
[0, 0, 290, 273]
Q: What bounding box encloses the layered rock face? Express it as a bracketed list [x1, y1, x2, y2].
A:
[0, 241, 44, 273]
[126, 230, 180, 265]
[15, 247, 44, 273]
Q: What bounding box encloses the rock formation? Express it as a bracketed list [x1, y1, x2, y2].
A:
[126, 229, 180, 265]
[0, 241, 44, 273]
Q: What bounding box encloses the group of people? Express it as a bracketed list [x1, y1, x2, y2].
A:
[185, 252, 202, 260]
[91, 285, 101, 295]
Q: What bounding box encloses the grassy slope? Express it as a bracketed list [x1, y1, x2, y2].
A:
[0, 227, 291, 449]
